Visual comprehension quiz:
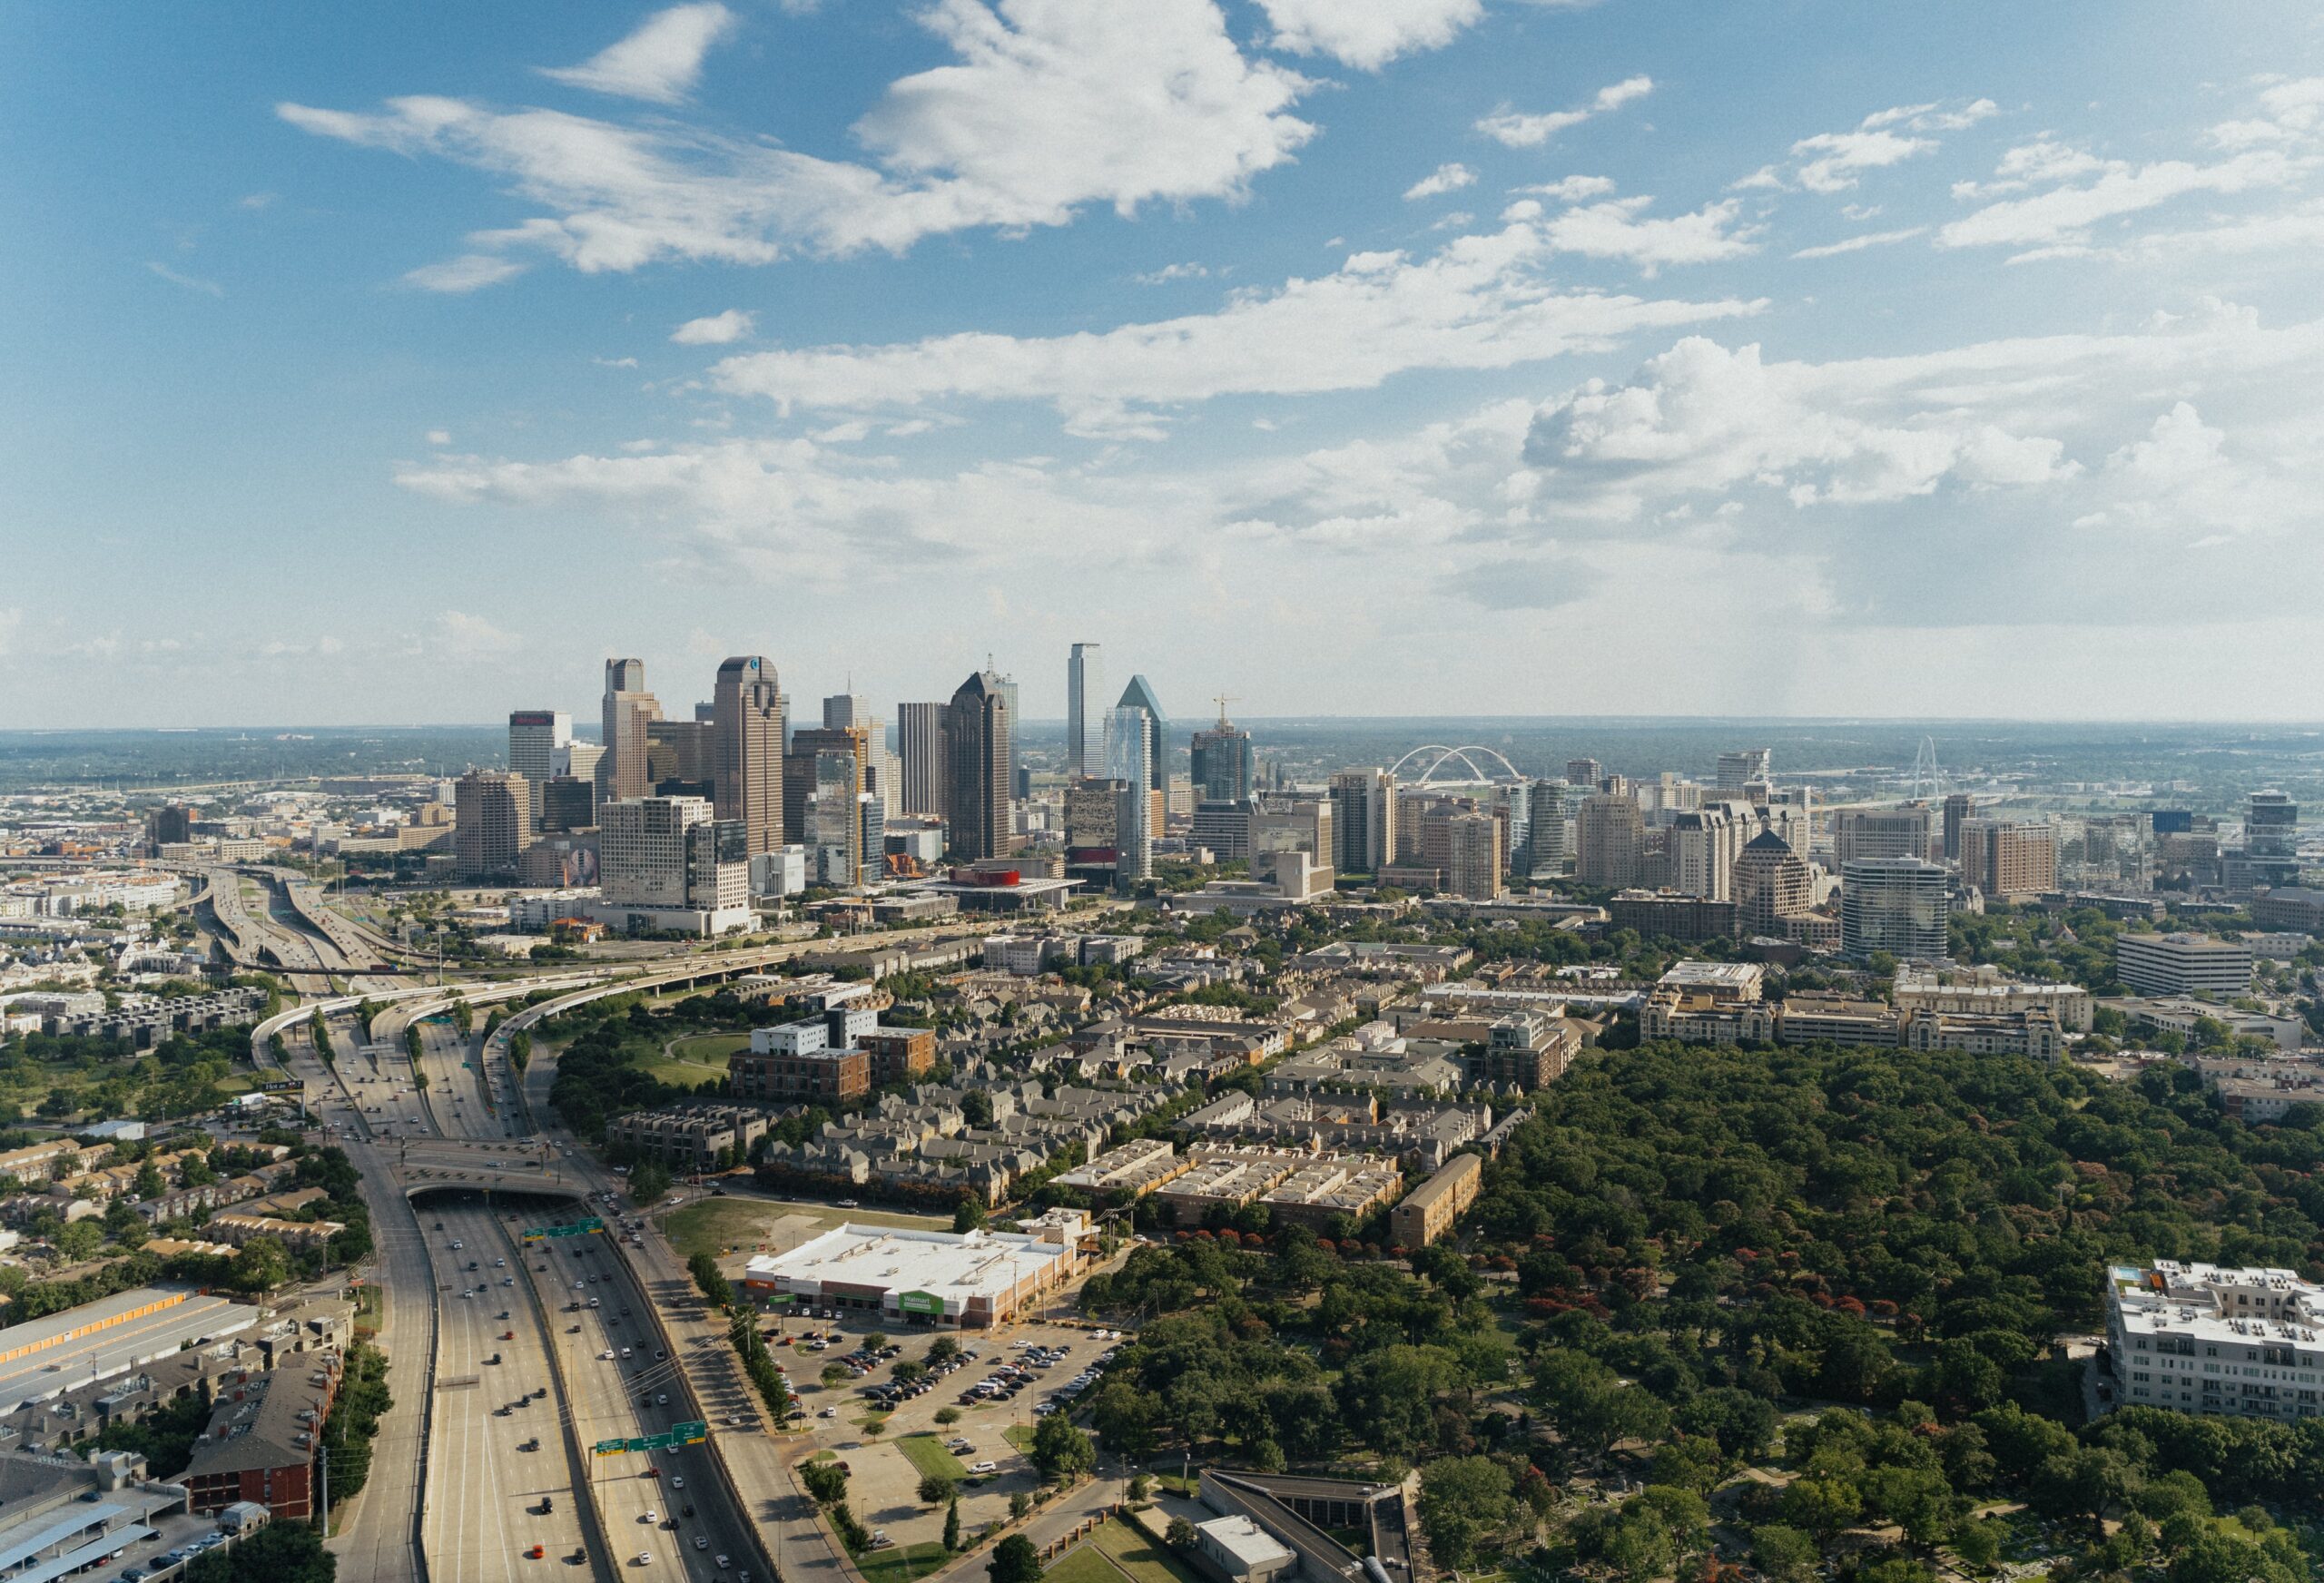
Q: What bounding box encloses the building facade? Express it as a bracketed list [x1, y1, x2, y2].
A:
[1839, 857, 1949, 960]
[944, 671, 1012, 862]
[713, 654, 786, 855]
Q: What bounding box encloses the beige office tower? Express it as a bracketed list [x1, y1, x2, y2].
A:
[1734, 830, 1814, 937]
[784, 725, 869, 860]
[714, 655, 785, 854]
[600, 657, 661, 801]
[507, 711, 569, 831]
[1575, 791, 1645, 885]
[454, 770, 532, 879]
[1960, 818, 2060, 900]
[1446, 811, 1504, 900]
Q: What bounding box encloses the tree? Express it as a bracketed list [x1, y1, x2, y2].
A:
[629, 1159, 672, 1205]
[989, 1535, 1042, 1583]
[866, 1332, 890, 1352]
[1417, 1456, 1513, 1569]
[934, 1407, 962, 1428]
[1030, 1411, 1096, 1482]
[1752, 1525, 1818, 1583]
[1675, 1386, 1777, 1460]
[55, 1220, 103, 1263]
[1165, 1519, 1197, 1550]
[185, 1521, 335, 1583]
[1335, 1344, 1460, 1460]
[929, 1335, 961, 1365]
[133, 1160, 166, 1200]
[231, 1235, 290, 1292]
[1954, 1518, 2003, 1574]
[920, 1473, 956, 1505]
[944, 1495, 961, 1552]
[954, 1196, 989, 1233]
[801, 1460, 850, 1506]
[1089, 1382, 1162, 1463]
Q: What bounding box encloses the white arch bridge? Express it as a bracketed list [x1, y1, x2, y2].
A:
[1385, 743, 1526, 784]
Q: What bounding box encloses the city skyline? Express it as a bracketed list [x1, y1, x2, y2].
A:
[10, 3, 2324, 727]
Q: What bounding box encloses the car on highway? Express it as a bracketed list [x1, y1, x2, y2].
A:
[635, 1555, 652, 1568]
[671, 1476, 684, 1489]
[642, 1510, 657, 1524]
[694, 1539, 709, 1551]
[715, 1557, 730, 1570]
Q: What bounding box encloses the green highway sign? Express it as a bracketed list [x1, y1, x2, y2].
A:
[672, 1420, 708, 1444]
[594, 1438, 630, 1457]
[593, 1421, 710, 1456]
[522, 1217, 606, 1242]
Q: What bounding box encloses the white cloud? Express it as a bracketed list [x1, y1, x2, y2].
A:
[237, 192, 278, 210]
[672, 309, 755, 344]
[404, 253, 529, 292]
[1539, 197, 1761, 273]
[540, 3, 736, 105]
[1255, 0, 1482, 70]
[433, 610, 524, 659]
[1132, 261, 1209, 285]
[1752, 99, 1996, 193]
[283, 0, 1315, 279]
[1404, 162, 1476, 201]
[707, 221, 1760, 426]
[1475, 74, 1652, 149]
[1790, 225, 1926, 259]
[596, 355, 642, 369]
[1518, 174, 1617, 202]
[426, 428, 453, 446]
[1940, 146, 2300, 252]
[145, 261, 223, 297]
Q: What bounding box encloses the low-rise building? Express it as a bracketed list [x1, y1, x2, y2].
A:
[728, 1046, 869, 1106]
[1388, 1152, 1482, 1249]
[606, 1105, 773, 1170]
[183, 1358, 341, 1518]
[1052, 1138, 1189, 1198]
[2115, 932, 2254, 998]
[2103, 1261, 2324, 1421]
[204, 1214, 344, 1254]
[739, 1214, 1089, 1328]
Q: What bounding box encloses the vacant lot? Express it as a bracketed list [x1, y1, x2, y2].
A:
[660, 1195, 947, 1263]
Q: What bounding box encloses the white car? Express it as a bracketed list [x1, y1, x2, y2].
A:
[642, 1510, 658, 1524]
[635, 1554, 652, 1568]
[968, 1460, 999, 1474]
[695, 1539, 709, 1551]
[716, 1558, 731, 1570]
[601, 1351, 616, 1361]
[672, 1476, 684, 1489]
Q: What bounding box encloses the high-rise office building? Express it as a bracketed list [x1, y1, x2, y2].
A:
[1734, 830, 1814, 937]
[989, 668, 1023, 801]
[1716, 749, 1771, 792]
[1566, 758, 1603, 791]
[1329, 768, 1397, 876]
[2237, 791, 2302, 891]
[556, 740, 605, 787]
[507, 711, 569, 831]
[1959, 818, 2059, 899]
[1834, 805, 1935, 866]
[713, 656, 785, 855]
[1190, 704, 1256, 803]
[1066, 644, 1106, 779]
[896, 702, 946, 817]
[1840, 857, 1949, 960]
[1251, 799, 1334, 888]
[646, 719, 712, 795]
[1942, 793, 1975, 862]
[1576, 792, 1644, 885]
[822, 695, 894, 819]
[454, 771, 531, 880]
[944, 671, 1012, 862]
[1103, 703, 1155, 883]
[145, 803, 194, 854]
[601, 658, 661, 801]
[1524, 779, 1570, 878]
[785, 724, 868, 865]
[1446, 812, 1504, 901]
[597, 795, 750, 933]
[538, 776, 596, 833]
[1670, 801, 1754, 900]
[1115, 675, 1170, 792]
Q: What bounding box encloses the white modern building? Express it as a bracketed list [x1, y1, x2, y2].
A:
[2106, 1261, 2324, 1421]
[1839, 857, 1949, 960]
[1892, 963, 2094, 1033]
[593, 795, 751, 936]
[2115, 932, 2254, 998]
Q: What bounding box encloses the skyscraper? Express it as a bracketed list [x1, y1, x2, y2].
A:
[1734, 830, 1814, 937]
[1716, 749, 1771, 792]
[1066, 644, 1106, 778]
[944, 670, 1012, 862]
[1566, 758, 1603, 791]
[1942, 793, 1975, 861]
[601, 657, 661, 801]
[1103, 703, 1154, 883]
[1446, 812, 1504, 901]
[1524, 779, 1570, 878]
[1960, 818, 2060, 899]
[1576, 791, 1644, 885]
[785, 724, 868, 864]
[2239, 791, 2302, 890]
[1329, 768, 1396, 876]
[1840, 857, 1949, 960]
[1115, 675, 1170, 791]
[897, 702, 946, 817]
[507, 711, 569, 831]
[713, 655, 784, 855]
[597, 795, 750, 933]
[647, 718, 712, 794]
[1834, 805, 1935, 866]
[454, 771, 531, 880]
[1190, 702, 1255, 803]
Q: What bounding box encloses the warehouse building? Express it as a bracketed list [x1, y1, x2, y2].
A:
[740, 1212, 1092, 1328]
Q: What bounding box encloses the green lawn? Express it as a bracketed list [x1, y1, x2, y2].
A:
[855, 1540, 950, 1583]
[1003, 1423, 1037, 1454]
[895, 1432, 970, 1487]
[1045, 1549, 1126, 1583]
[640, 1031, 751, 1087]
[1089, 1522, 1204, 1583]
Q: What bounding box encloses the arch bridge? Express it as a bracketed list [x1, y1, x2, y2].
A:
[1385, 743, 1526, 784]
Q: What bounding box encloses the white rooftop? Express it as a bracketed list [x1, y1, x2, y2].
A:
[1198, 1516, 1296, 1571]
[744, 1222, 1073, 1311]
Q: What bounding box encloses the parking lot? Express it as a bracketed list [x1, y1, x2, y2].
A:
[92, 1510, 264, 1583]
[772, 1312, 1136, 1561]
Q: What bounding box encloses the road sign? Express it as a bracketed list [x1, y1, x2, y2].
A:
[593, 1422, 709, 1456]
[593, 1438, 629, 1457]
[522, 1217, 606, 1241]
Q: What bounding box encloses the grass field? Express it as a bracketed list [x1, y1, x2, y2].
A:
[1090, 1520, 1204, 1583]
[1045, 1549, 1123, 1583]
[856, 1540, 950, 1583]
[1003, 1423, 1037, 1454]
[639, 1031, 751, 1088]
[661, 1195, 947, 1262]
[895, 1432, 970, 1487]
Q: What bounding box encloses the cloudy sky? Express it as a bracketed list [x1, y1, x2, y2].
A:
[7, 0, 2324, 728]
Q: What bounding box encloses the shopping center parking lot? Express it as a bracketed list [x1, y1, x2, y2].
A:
[775, 1312, 1137, 1558]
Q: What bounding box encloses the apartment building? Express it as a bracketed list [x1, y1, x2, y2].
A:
[1387, 1152, 1482, 1249]
[2105, 1261, 2324, 1422]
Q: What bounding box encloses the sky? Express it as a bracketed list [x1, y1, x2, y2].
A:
[6, 0, 2324, 729]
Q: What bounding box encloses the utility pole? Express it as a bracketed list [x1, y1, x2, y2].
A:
[320, 1442, 330, 1534]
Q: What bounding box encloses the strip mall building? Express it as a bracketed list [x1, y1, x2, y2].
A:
[742, 1210, 1093, 1328]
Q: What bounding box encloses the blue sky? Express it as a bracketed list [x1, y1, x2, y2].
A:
[6, 0, 2324, 728]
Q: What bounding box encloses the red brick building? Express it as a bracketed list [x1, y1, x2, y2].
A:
[860, 1027, 936, 1086]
